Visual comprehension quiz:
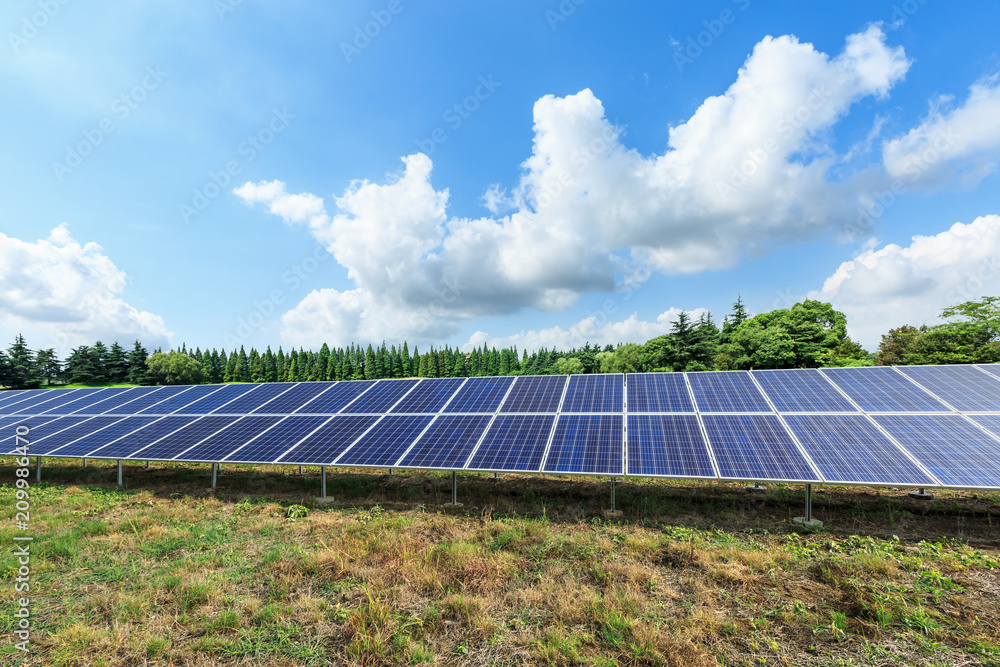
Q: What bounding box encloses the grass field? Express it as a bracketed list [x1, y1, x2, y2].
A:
[2, 460, 999, 666]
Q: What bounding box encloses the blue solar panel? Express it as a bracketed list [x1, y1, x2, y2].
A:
[543, 415, 623, 475]
[276, 416, 377, 465]
[390, 378, 466, 414]
[626, 414, 714, 478]
[499, 376, 566, 413]
[702, 414, 820, 482]
[138, 385, 220, 414]
[626, 373, 694, 412]
[84, 416, 200, 458]
[0, 390, 29, 412]
[178, 416, 285, 462]
[466, 415, 555, 472]
[24, 417, 129, 456]
[8, 389, 86, 414]
[222, 417, 332, 463]
[37, 388, 128, 415]
[7, 416, 91, 447]
[896, 365, 1000, 412]
[397, 415, 491, 469]
[90, 387, 167, 414]
[42, 417, 161, 458]
[334, 415, 433, 467]
[251, 383, 333, 414]
[876, 415, 1000, 488]
[688, 372, 772, 413]
[101, 386, 176, 415]
[340, 379, 421, 414]
[442, 376, 515, 413]
[212, 383, 296, 414]
[976, 364, 1000, 379]
[752, 369, 857, 413]
[561, 375, 623, 413]
[294, 381, 375, 414]
[783, 414, 934, 485]
[820, 367, 949, 412]
[131, 416, 241, 460]
[174, 384, 261, 414]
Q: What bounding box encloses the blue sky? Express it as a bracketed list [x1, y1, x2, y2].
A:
[2, 0, 1000, 356]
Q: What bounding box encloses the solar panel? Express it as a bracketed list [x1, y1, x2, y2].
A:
[975, 364, 1000, 379]
[252, 383, 334, 414]
[876, 415, 1000, 488]
[130, 416, 241, 460]
[172, 384, 261, 414]
[334, 415, 433, 467]
[72, 388, 158, 415]
[390, 377, 466, 414]
[542, 415, 623, 475]
[275, 416, 377, 465]
[177, 416, 285, 462]
[820, 367, 950, 412]
[223, 416, 334, 464]
[466, 415, 555, 472]
[442, 376, 515, 413]
[7, 389, 85, 414]
[752, 369, 857, 413]
[339, 379, 420, 414]
[37, 388, 128, 415]
[6, 416, 92, 447]
[211, 383, 295, 414]
[626, 414, 714, 478]
[41, 417, 162, 458]
[0, 390, 29, 412]
[84, 416, 200, 459]
[396, 415, 491, 470]
[294, 381, 375, 414]
[896, 365, 1000, 412]
[0, 416, 87, 454]
[137, 385, 220, 414]
[626, 373, 694, 412]
[688, 372, 772, 412]
[20, 417, 128, 456]
[783, 414, 934, 485]
[701, 414, 820, 482]
[499, 376, 566, 413]
[93, 387, 168, 415]
[560, 375, 623, 413]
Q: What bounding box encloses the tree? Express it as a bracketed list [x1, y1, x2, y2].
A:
[597, 343, 644, 373]
[35, 348, 63, 386]
[552, 357, 584, 374]
[146, 350, 206, 385]
[106, 342, 130, 383]
[64, 345, 102, 385]
[127, 341, 154, 385]
[6, 334, 40, 389]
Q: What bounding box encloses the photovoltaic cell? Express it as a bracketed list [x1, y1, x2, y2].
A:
[688, 372, 772, 413]
[783, 414, 934, 485]
[896, 365, 1000, 412]
[37, 388, 129, 415]
[0, 416, 80, 454]
[702, 414, 820, 482]
[43, 417, 162, 458]
[0, 391, 29, 412]
[560, 375, 623, 413]
[340, 379, 420, 414]
[224, 416, 333, 463]
[212, 383, 295, 414]
[820, 367, 949, 412]
[442, 376, 514, 413]
[131, 416, 241, 460]
[102, 386, 180, 415]
[178, 416, 285, 462]
[294, 381, 375, 414]
[397, 415, 491, 469]
[173, 384, 261, 414]
[543, 415, 623, 475]
[84, 416, 200, 458]
[8, 389, 85, 414]
[138, 385, 220, 414]
[24, 417, 128, 456]
[10, 416, 92, 447]
[334, 415, 433, 467]
[499, 376, 566, 413]
[466, 415, 555, 472]
[976, 363, 1000, 379]
[752, 369, 857, 413]
[90, 387, 167, 414]
[626, 374, 694, 413]
[969, 414, 1000, 440]
[251, 383, 333, 414]
[390, 378, 466, 414]
[626, 414, 714, 478]
[276, 416, 376, 465]
[876, 415, 1000, 488]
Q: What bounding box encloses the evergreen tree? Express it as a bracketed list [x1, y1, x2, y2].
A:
[35, 348, 63, 386]
[106, 342, 129, 383]
[5, 334, 40, 389]
[317, 343, 330, 381]
[127, 341, 153, 385]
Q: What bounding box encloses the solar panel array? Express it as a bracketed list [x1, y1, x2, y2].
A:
[5, 364, 1000, 490]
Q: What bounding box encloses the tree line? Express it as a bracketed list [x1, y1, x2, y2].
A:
[1, 296, 997, 389]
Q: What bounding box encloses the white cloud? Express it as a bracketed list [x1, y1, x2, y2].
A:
[883, 75, 1000, 187]
[808, 214, 1000, 348]
[234, 26, 1000, 349]
[0, 224, 171, 352]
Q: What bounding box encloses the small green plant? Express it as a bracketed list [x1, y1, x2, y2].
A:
[285, 504, 309, 519]
[814, 611, 848, 642]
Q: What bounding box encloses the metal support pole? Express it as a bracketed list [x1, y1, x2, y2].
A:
[299, 465, 303, 475]
[389, 468, 394, 475]
[117, 460, 123, 487]
[146, 460, 150, 469]
[35, 457, 41, 482]
[321, 466, 327, 498]
[211, 463, 217, 488]
[452, 471, 457, 505]
[611, 478, 616, 514]
[805, 483, 812, 523]
[83, 458, 87, 468]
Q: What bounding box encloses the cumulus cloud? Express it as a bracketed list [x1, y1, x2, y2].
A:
[234, 26, 1000, 349]
[0, 224, 171, 351]
[808, 215, 1000, 348]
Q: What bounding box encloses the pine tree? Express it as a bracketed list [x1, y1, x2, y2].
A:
[128, 341, 153, 385]
[5, 334, 40, 389]
[106, 342, 129, 383]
